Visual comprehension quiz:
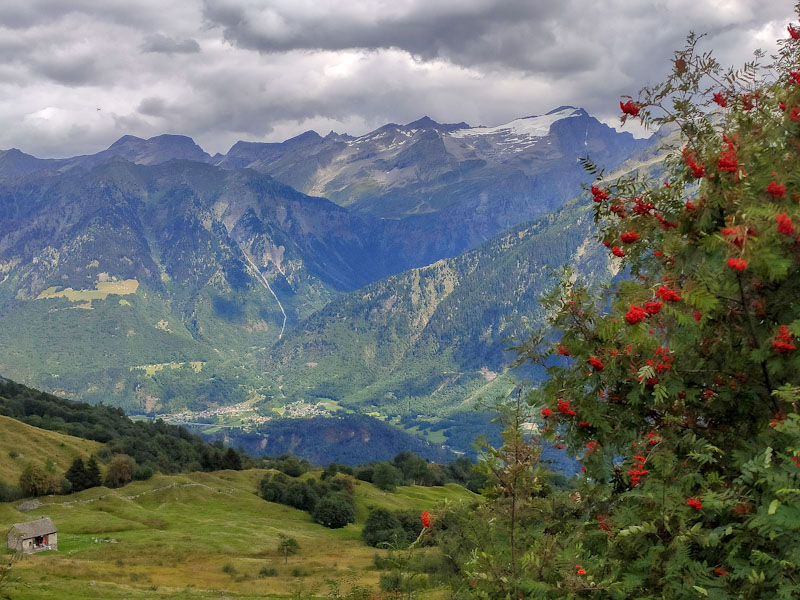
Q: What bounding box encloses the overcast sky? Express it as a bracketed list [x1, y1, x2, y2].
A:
[0, 0, 795, 158]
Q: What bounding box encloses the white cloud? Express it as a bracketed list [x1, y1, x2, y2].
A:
[0, 0, 795, 157]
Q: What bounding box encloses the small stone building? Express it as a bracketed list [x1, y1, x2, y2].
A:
[7, 517, 57, 553]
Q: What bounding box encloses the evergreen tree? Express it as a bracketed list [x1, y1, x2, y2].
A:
[220, 447, 242, 471]
[64, 457, 89, 492]
[85, 456, 102, 488]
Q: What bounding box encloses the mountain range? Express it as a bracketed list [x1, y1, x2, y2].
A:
[0, 107, 655, 454]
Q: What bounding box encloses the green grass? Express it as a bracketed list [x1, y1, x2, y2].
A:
[1, 469, 475, 599]
[0, 415, 102, 487]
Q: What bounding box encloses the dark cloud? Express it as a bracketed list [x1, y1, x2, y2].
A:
[0, 0, 795, 158]
[32, 53, 104, 86]
[201, 0, 791, 76]
[142, 33, 201, 54]
[201, 0, 566, 72]
[137, 96, 168, 116]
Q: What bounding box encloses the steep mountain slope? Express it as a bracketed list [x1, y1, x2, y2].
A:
[215, 107, 650, 261]
[0, 109, 656, 432]
[0, 160, 411, 411]
[260, 128, 676, 449]
[266, 196, 614, 427]
[0, 108, 650, 272]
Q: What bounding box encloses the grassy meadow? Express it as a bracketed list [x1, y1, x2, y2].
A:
[0, 415, 102, 486]
[1, 469, 475, 599]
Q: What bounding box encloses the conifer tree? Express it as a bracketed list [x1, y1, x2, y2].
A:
[85, 456, 102, 488]
[65, 457, 89, 492]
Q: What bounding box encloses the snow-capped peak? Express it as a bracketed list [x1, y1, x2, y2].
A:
[449, 107, 583, 139]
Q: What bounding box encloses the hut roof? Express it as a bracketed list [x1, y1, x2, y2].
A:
[9, 517, 56, 538]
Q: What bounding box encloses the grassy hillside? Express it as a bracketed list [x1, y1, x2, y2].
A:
[0, 469, 475, 599]
[0, 415, 101, 488]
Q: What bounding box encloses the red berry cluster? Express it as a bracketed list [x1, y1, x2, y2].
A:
[776, 212, 795, 236]
[628, 455, 649, 487]
[558, 398, 577, 416]
[772, 325, 796, 353]
[655, 286, 682, 302]
[727, 257, 747, 271]
[588, 357, 604, 371]
[620, 100, 640, 116]
[651, 346, 674, 373]
[421, 510, 432, 528]
[620, 231, 640, 244]
[597, 514, 611, 532]
[590, 185, 610, 202]
[682, 147, 706, 178]
[686, 497, 703, 510]
[717, 135, 739, 172]
[768, 181, 787, 199]
[644, 430, 661, 445]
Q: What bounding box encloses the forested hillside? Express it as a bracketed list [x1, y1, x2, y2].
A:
[0, 379, 248, 480]
[265, 196, 612, 432]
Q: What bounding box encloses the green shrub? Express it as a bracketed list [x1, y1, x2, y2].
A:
[258, 566, 278, 577]
[311, 493, 355, 529]
[372, 462, 401, 491]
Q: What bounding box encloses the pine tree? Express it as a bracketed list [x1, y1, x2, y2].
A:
[65, 457, 88, 492]
[221, 447, 242, 471]
[85, 456, 101, 488]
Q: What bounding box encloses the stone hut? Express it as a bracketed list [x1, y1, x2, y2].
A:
[7, 517, 57, 553]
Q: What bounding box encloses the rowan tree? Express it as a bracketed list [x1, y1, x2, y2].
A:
[460, 10, 800, 599]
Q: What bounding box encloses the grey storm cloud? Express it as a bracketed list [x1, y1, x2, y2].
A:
[0, 0, 796, 158]
[201, 0, 791, 75]
[137, 96, 168, 117]
[142, 33, 201, 54]
[201, 0, 567, 72]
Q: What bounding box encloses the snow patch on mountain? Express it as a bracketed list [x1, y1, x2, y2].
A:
[449, 107, 582, 140]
